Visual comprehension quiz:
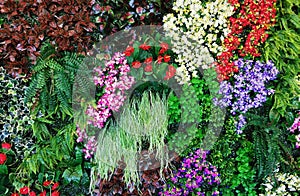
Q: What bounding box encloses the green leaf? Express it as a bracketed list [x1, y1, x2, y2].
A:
[0, 165, 8, 175]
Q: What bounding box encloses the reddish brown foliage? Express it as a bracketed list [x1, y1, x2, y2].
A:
[0, 0, 96, 75]
[94, 151, 180, 195]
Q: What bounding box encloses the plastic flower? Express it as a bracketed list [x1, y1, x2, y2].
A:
[159, 42, 169, 54]
[29, 192, 36, 196]
[1, 142, 11, 150]
[164, 65, 176, 80]
[52, 182, 59, 190]
[124, 46, 134, 56]
[39, 190, 46, 196]
[51, 191, 60, 196]
[144, 64, 153, 72]
[214, 59, 278, 133]
[164, 55, 171, 63]
[144, 57, 153, 64]
[132, 61, 142, 69]
[139, 43, 151, 50]
[43, 180, 52, 187]
[160, 149, 220, 195]
[0, 153, 7, 164]
[157, 55, 163, 64]
[20, 187, 30, 195]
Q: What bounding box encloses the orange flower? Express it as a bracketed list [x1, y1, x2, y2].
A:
[132, 61, 141, 69]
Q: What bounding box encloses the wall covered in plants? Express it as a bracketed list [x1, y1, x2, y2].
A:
[0, 0, 299, 195]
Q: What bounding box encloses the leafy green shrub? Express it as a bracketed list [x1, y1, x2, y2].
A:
[12, 42, 87, 192]
[263, 0, 300, 123]
[209, 117, 258, 196]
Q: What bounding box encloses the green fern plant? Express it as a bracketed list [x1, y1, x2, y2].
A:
[245, 112, 292, 181]
[263, 0, 300, 122]
[16, 42, 84, 182]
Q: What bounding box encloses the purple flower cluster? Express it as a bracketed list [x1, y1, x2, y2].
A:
[76, 52, 135, 158]
[160, 149, 221, 196]
[87, 52, 135, 128]
[288, 112, 300, 148]
[214, 59, 279, 133]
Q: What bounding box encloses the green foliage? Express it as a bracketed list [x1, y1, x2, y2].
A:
[25, 43, 83, 119]
[233, 140, 257, 196]
[263, 0, 300, 122]
[209, 117, 257, 196]
[11, 42, 89, 192]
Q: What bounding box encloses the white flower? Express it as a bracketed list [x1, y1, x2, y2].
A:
[163, 0, 234, 84]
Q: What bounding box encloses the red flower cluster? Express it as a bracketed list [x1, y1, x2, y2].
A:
[124, 42, 177, 80]
[11, 181, 60, 196]
[216, 0, 277, 81]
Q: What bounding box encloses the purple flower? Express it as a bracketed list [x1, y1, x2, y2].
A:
[214, 59, 279, 133]
[160, 149, 221, 195]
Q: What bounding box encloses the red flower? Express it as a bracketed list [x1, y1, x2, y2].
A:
[132, 61, 141, 69]
[163, 55, 171, 63]
[164, 65, 176, 80]
[157, 55, 163, 64]
[51, 191, 60, 196]
[39, 191, 46, 196]
[11, 193, 19, 196]
[139, 43, 151, 50]
[124, 46, 134, 56]
[51, 182, 59, 190]
[159, 42, 168, 54]
[29, 192, 36, 196]
[20, 186, 30, 194]
[144, 65, 153, 72]
[0, 153, 7, 164]
[144, 57, 153, 64]
[2, 143, 11, 150]
[43, 180, 52, 187]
